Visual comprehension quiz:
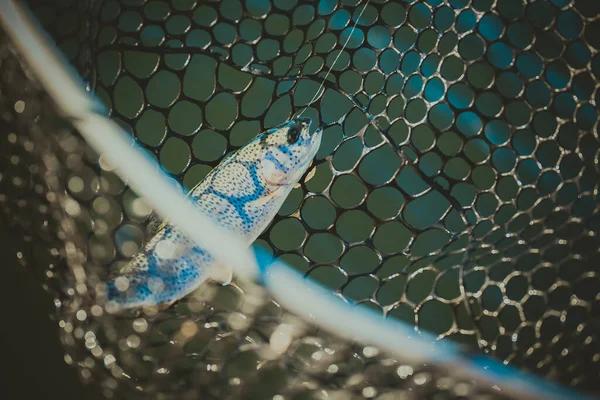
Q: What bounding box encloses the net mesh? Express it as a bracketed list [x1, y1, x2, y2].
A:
[1, 0, 599, 398]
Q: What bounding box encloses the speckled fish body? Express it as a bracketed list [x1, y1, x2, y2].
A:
[106, 117, 322, 309]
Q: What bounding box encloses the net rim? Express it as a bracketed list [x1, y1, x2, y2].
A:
[0, 2, 591, 399]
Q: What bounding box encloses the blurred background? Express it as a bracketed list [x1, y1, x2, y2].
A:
[0, 228, 99, 400]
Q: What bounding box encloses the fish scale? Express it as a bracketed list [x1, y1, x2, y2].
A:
[105, 117, 322, 309]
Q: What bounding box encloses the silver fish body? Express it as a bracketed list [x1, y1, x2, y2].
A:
[105, 117, 322, 309]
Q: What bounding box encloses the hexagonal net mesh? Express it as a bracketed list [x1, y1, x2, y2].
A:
[1, 0, 599, 398]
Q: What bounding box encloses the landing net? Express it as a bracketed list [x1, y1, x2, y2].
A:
[0, 0, 598, 399]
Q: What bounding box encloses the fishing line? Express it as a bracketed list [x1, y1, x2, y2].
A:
[297, 0, 371, 118]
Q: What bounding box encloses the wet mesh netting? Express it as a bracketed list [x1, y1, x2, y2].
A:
[1, 0, 600, 398]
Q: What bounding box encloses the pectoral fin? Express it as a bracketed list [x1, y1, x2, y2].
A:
[246, 186, 287, 208]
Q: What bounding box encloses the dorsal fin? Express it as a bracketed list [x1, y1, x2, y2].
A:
[145, 212, 168, 238]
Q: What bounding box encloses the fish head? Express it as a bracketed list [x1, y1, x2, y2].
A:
[241, 117, 322, 188]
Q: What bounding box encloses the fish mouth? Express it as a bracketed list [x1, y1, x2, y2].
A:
[311, 125, 323, 137]
[306, 126, 323, 159]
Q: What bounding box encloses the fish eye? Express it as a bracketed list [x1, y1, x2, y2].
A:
[287, 125, 302, 144]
